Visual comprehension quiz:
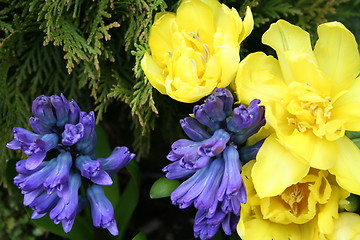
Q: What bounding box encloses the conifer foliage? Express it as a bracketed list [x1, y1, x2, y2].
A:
[0, 0, 358, 239]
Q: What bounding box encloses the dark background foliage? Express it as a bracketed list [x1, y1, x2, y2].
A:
[1, 0, 359, 239]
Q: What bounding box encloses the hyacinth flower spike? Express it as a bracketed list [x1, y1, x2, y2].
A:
[7, 93, 136, 235]
[163, 88, 265, 239]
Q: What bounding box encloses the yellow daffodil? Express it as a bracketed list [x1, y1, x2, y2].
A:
[325, 212, 360, 240]
[141, 0, 253, 103]
[235, 20, 360, 198]
[237, 161, 349, 240]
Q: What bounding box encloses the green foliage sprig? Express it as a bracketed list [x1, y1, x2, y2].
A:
[0, 0, 357, 238]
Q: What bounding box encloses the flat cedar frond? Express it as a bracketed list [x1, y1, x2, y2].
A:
[256, 0, 301, 22]
[48, 18, 96, 73]
[0, 80, 29, 184]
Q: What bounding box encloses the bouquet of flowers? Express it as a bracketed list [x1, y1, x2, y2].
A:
[2, 0, 360, 239]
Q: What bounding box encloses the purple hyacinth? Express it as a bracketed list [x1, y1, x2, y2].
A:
[163, 88, 265, 240]
[7, 93, 136, 235]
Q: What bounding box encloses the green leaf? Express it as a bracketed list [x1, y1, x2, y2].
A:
[352, 138, 360, 149]
[103, 174, 121, 212]
[149, 177, 181, 199]
[95, 125, 112, 158]
[95, 125, 121, 207]
[346, 131, 360, 140]
[115, 160, 141, 240]
[132, 232, 147, 240]
[26, 208, 94, 240]
[4, 158, 20, 194]
[346, 131, 360, 148]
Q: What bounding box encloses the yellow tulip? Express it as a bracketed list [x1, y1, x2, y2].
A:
[237, 161, 349, 240]
[141, 0, 253, 103]
[235, 20, 360, 198]
[325, 212, 360, 240]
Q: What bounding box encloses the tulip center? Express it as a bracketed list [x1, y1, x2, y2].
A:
[280, 183, 308, 217]
[182, 31, 211, 78]
[284, 82, 339, 139]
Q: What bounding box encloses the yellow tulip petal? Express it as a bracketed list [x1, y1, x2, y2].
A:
[173, 48, 200, 83]
[141, 53, 166, 94]
[264, 100, 295, 137]
[238, 7, 254, 43]
[282, 131, 338, 170]
[201, 55, 222, 86]
[309, 171, 332, 204]
[326, 212, 360, 240]
[281, 52, 331, 95]
[332, 77, 360, 131]
[214, 42, 239, 88]
[252, 134, 310, 198]
[329, 136, 360, 195]
[214, 4, 242, 44]
[198, 0, 220, 12]
[262, 20, 315, 84]
[314, 22, 360, 97]
[262, 19, 313, 55]
[246, 123, 274, 146]
[176, 0, 215, 47]
[241, 161, 260, 205]
[149, 13, 177, 65]
[317, 186, 348, 234]
[235, 52, 287, 104]
[238, 217, 302, 240]
[298, 218, 323, 240]
[165, 76, 216, 103]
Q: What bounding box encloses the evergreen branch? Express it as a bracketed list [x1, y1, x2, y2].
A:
[260, 0, 301, 19]
[48, 19, 96, 73]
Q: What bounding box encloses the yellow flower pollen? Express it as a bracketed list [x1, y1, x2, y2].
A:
[280, 183, 307, 216]
[284, 82, 338, 139]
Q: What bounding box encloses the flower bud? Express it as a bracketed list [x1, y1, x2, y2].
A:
[32, 95, 56, 126]
[50, 94, 70, 128]
[180, 117, 210, 142]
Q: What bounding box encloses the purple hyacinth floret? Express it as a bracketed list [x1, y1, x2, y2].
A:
[6, 93, 136, 236]
[62, 123, 84, 146]
[163, 88, 265, 240]
[168, 129, 230, 170]
[87, 184, 119, 236]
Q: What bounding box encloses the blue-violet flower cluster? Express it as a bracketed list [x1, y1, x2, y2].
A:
[7, 94, 136, 235]
[163, 88, 265, 240]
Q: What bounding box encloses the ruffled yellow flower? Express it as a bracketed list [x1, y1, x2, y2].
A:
[141, 0, 253, 103]
[235, 20, 360, 198]
[237, 161, 349, 240]
[325, 212, 360, 240]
